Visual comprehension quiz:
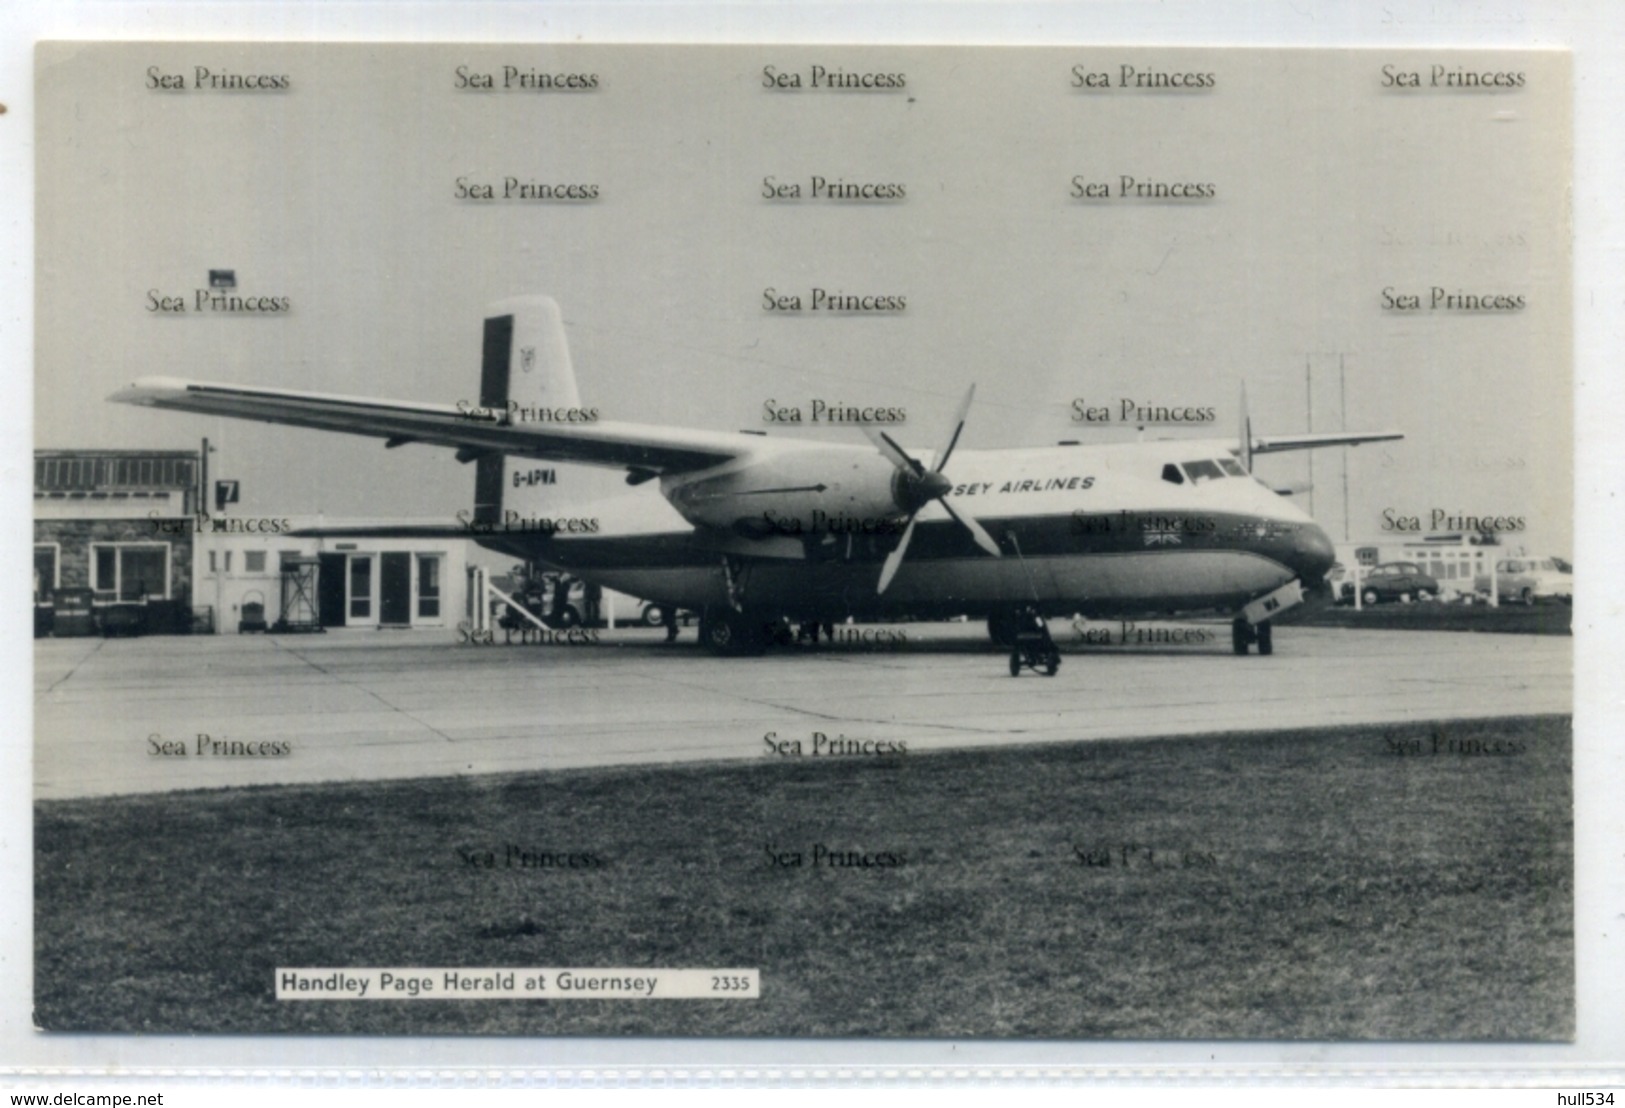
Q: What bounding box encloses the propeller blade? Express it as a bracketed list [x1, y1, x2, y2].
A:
[1238, 381, 1253, 474]
[876, 516, 918, 594]
[940, 498, 1002, 558]
[932, 384, 977, 472]
[864, 426, 924, 476]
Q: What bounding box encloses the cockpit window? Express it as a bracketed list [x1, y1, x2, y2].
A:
[1182, 459, 1225, 483]
[1219, 458, 1245, 476]
[1161, 463, 1185, 485]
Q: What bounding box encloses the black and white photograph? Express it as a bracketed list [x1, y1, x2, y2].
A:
[29, 41, 1576, 1044]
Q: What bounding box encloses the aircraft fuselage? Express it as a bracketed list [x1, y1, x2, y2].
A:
[479, 438, 1337, 624]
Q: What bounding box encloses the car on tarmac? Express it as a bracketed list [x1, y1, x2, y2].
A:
[1338, 561, 1440, 605]
[1473, 556, 1574, 605]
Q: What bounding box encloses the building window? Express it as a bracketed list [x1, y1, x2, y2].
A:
[90, 543, 170, 601]
[245, 551, 266, 573]
[96, 546, 116, 590]
[417, 555, 442, 619]
[209, 550, 219, 573]
[34, 545, 59, 602]
[349, 556, 372, 619]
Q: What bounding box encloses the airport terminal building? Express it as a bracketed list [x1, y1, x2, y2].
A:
[34, 448, 477, 636]
[33, 449, 201, 635]
[196, 523, 470, 635]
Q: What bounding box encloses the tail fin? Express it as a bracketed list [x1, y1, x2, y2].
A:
[472, 296, 583, 526]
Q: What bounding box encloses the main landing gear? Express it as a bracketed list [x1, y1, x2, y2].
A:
[698, 608, 773, 656]
[697, 608, 802, 655]
[1008, 625, 1061, 677]
[993, 607, 1060, 677]
[1231, 617, 1273, 656]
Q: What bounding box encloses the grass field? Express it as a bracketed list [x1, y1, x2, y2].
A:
[35, 715, 1572, 1039]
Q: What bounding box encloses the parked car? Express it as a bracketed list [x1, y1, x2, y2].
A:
[1473, 557, 1573, 605]
[1339, 562, 1440, 605]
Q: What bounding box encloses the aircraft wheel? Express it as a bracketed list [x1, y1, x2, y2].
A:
[1042, 656, 1059, 677]
[699, 609, 767, 656]
[1008, 651, 1022, 676]
[989, 613, 1018, 648]
[1231, 618, 1250, 656]
[1256, 621, 1273, 656]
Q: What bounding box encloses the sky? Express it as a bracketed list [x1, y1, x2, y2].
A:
[36, 43, 1572, 552]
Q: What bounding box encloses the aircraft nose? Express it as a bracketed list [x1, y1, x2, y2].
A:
[1292, 525, 1337, 586]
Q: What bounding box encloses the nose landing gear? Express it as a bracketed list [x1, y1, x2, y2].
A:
[1231, 617, 1273, 656]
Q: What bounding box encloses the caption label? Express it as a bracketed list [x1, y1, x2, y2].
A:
[277, 967, 759, 1000]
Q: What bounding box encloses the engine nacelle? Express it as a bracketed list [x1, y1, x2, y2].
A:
[662, 446, 912, 540]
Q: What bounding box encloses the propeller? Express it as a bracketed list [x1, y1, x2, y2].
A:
[865, 384, 1001, 594]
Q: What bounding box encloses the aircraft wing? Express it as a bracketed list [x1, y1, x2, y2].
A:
[1249, 430, 1403, 455]
[109, 377, 746, 474]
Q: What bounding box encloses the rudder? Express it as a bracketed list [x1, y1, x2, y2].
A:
[472, 296, 582, 526]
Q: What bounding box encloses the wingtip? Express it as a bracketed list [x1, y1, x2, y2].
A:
[107, 376, 192, 405]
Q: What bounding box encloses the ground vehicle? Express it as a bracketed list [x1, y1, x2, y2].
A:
[1474, 557, 1573, 605]
[1339, 562, 1439, 605]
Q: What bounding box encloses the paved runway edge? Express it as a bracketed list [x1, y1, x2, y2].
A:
[34, 625, 1572, 800]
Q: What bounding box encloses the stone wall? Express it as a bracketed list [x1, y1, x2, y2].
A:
[34, 517, 194, 602]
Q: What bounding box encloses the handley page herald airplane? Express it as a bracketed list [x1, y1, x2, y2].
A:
[112, 296, 1400, 655]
